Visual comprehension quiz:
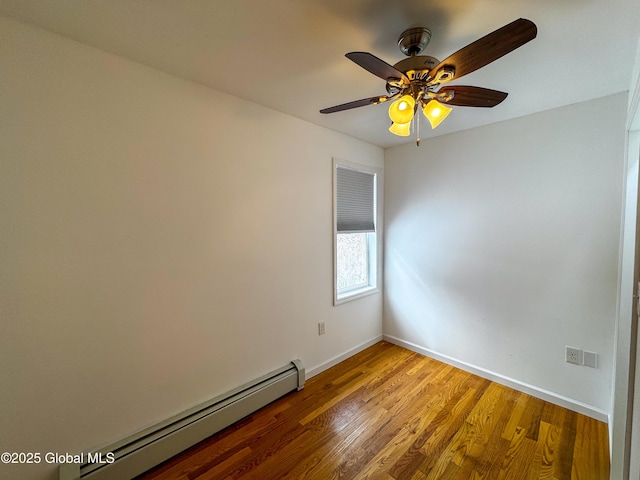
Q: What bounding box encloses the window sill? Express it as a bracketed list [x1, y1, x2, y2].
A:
[334, 286, 379, 306]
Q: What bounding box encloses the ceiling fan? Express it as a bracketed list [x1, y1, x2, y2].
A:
[320, 18, 537, 145]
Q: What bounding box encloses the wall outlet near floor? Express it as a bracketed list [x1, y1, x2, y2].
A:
[565, 346, 583, 365]
[318, 322, 326, 336]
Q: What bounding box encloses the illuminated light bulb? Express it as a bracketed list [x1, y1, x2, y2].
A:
[389, 121, 411, 137]
[388, 95, 415, 124]
[422, 100, 452, 129]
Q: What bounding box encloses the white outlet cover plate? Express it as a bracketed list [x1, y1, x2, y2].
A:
[583, 350, 597, 368]
[565, 346, 583, 365]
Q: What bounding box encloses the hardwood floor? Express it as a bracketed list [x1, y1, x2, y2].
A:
[137, 341, 609, 480]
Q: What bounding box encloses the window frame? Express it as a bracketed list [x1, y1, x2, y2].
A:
[333, 158, 383, 305]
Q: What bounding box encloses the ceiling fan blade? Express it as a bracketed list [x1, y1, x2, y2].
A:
[346, 52, 410, 84]
[320, 96, 383, 114]
[430, 18, 537, 84]
[438, 86, 508, 107]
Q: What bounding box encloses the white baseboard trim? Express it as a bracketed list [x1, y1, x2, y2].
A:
[307, 335, 383, 379]
[383, 334, 609, 423]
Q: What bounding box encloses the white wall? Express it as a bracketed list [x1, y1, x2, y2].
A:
[0, 16, 383, 480]
[384, 93, 627, 418]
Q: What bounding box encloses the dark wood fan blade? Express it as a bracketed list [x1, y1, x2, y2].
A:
[431, 18, 537, 84]
[439, 86, 508, 107]
[320, 96, 382, 114]
[346, 52, 410, 84]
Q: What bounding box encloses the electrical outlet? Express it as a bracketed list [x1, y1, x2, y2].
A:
[583, 350, 598, 368]
[565, 346, 583, 365]
[318, 322, 326, 336]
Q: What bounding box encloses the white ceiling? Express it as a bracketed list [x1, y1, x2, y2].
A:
[1, 0, 639, 148]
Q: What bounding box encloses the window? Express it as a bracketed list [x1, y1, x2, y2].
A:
[333, 159, 382, 304]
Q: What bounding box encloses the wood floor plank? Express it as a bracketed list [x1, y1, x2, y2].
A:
[137, 341, 610, 480]
[459, 387, 521, 479]
[501, 391, 528, 441]
[555, 409, 577, 479]
[537, 421, 563, 480]
[521, 396, 546, 442]
[359, 379, 479, 479]
[571, 414, 610, 480]
[496, 426, 537, 480]
[344, 355, 459, 478]
[421, 381, 504, 479]
[415, 379, 492, 478]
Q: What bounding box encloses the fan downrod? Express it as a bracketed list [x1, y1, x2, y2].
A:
[397, 27, 432, 56]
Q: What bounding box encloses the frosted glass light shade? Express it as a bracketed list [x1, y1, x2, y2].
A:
[422, 100, 452, 129]
[389, 121, 411, 136]
[388, 95, 415, 124]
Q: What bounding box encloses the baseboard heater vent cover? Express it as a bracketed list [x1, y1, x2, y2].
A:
[60, 359, 305, 480]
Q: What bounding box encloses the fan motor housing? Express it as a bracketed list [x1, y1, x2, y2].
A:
[393, 55, 440, 81]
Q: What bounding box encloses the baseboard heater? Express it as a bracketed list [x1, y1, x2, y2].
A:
[60, 359, 305, 480]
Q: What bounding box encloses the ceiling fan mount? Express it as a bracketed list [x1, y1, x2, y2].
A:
[397, 27, 432, 56]
[320, 18, 537, 144]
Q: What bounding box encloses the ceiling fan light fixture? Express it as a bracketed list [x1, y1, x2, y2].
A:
[388, 95, 415, 124]
[389, 121, 411, 137]
[320, 19, 537, 144]
[422, 100, 452, 129]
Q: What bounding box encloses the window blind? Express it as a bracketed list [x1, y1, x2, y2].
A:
[336, 166, 375, 232]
